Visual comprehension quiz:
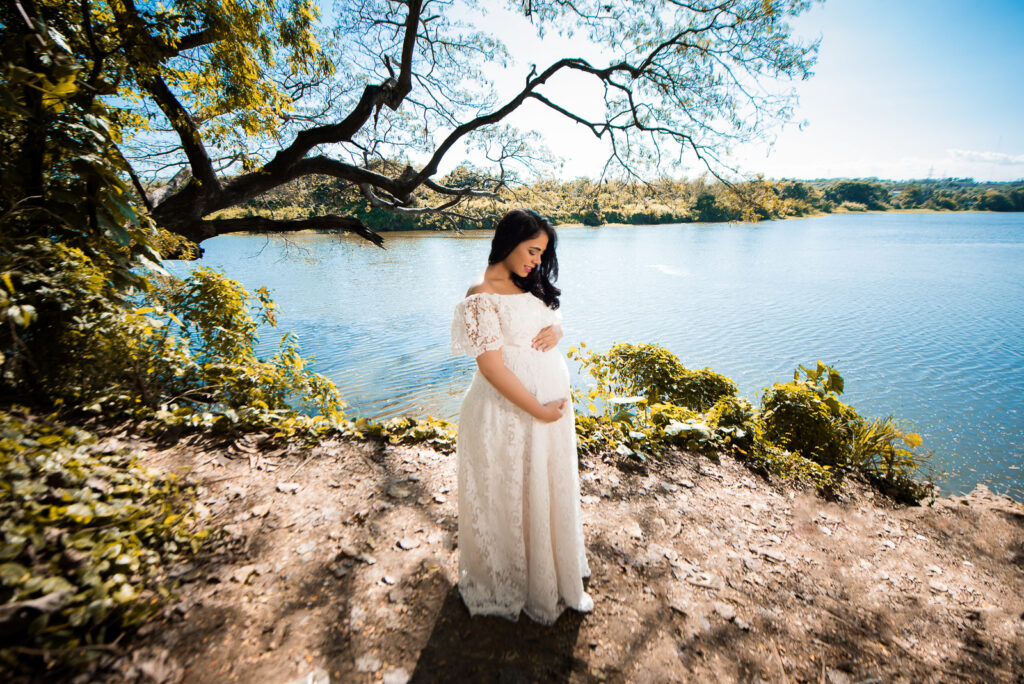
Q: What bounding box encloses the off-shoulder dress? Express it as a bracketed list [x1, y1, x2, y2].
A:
[449, 291, 593, 624]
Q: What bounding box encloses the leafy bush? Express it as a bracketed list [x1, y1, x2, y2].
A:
[0, 410, 204, 671]
[649, 403, 701, 427]
[570, 348, 930, 501]
[693, 192, 730, 222]
[2, 239, 190, 409]
[839, 201, 867, 212]
[574, 414, 612, 455]
[0, 238, 345, 440]
[825, 180, 888, 209]
[706, 395, 759, 454]
[761, 361, 856, 468]
[849, 416, 932, 503]
[570, 342, 737, 412]
[0, 19, 343, 442]
[928, 193, 959, 211]
[659, 415, 720, 453]
[145, 267, 347, 436]
[975, 190, 1015, 212]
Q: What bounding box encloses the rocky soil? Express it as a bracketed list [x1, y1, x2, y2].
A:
[78, 430, 1024, 683]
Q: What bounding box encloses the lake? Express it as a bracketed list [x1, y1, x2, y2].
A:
[167, 212, 1024, 498]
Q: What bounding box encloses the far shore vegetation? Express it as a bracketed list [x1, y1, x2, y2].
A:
[206, 169, 1024, 233]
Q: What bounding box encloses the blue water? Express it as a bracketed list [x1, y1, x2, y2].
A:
[167, 212, 1024, 497]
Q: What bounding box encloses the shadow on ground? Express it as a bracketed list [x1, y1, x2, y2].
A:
[409, 584, 586, 683]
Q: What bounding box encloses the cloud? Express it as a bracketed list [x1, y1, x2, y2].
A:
[947, 149, 1024, 165]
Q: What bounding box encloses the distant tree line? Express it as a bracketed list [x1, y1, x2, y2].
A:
[204, 169, 1024, 232]
[813, 178, 1024, 214]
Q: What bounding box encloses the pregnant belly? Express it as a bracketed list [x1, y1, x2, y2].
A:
[502, 346, 570, 403]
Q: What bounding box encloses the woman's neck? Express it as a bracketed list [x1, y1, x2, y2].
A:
[482, 264, 526, 294]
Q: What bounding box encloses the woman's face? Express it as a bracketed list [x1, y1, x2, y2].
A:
[503, 231, 549, 279]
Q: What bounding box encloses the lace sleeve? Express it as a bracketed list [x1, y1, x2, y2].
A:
[451, 295, 504, 358]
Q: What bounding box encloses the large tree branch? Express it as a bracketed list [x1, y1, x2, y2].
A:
[218, 156, 401, 209]
[527, 92, 609, 138]
[424, 179, 501, 199]
[226, 47, 694, 218]
[141, 74, 220, 192]
[142, 0, 816, 255]
[192, 215, 384, 247]
[175, 28, 217, 54]
[404, 57, 591, 189]
[115, 0, 220, 192]
[387, 0, 420, 108]
[255, 0, 423, 177]
[404, 53, 655, 190]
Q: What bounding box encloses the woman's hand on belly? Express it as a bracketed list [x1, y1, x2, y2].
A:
[530, 324, 562, 352]
[536, 398, 569, 423]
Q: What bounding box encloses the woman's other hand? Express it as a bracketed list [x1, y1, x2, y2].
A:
[531, 324, 563, 352]
[535, 398, 568, 423]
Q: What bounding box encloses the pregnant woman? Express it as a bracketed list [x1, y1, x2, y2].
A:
[449, 208, 593, 624]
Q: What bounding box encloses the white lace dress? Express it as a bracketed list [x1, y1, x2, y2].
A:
[450, 292, 593, 624]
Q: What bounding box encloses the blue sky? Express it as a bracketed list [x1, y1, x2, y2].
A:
[454, 0, 1024, 182]
[729, 0, 1024, 181]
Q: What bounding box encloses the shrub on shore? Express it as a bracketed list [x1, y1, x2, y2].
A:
[0, 410, 205, 672]
[568, 345, 932, 501]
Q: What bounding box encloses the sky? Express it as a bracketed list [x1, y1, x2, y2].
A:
[454, 0, 1024, 182]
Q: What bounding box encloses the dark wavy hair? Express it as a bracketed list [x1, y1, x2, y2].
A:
[488, 208, 560, 309]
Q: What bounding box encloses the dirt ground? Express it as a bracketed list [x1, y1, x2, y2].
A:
[77, 429, 1024, 683]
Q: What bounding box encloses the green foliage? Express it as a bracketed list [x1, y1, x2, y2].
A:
[574, 414, 618, 455]
[758, 361, 930, 499]
[1, 0, 330, 154]
[0, 410, 204, 671]
[849, 416, 932, 503]
[693, 192, 731, 222]
[976, 190, 1017, 212]
[570, 346, 930, 501]
[928, 192, 959, 211]
[208, 172, 1024, 235]
[1, 237, 345, 439]
[570, 342, 737, 413]
[780, 181, 810, 201]
[343, 416, 458, 453]
[761, 361, 856, 468]
[739, 441, 837, 489]
[824, 180, 889, 210]
[0, 9, 166, 282]
[649, 403, 701, 427]
[705, 395, 759, 455]
[0, 13, 346, 670]
[761, 381, 851, 469]
[146, 268, 346, 433]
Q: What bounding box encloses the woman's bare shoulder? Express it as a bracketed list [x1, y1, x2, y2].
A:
[465, 281, 496, 297]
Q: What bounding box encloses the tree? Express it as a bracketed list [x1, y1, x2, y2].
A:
[898, 183, 927, 208]
[693, 191, 731, 222]
[824, 180, 887, 210]
[780, 180, 810, 201]
[976, 190, 1015, 212]
[3, 0, 820, 257]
